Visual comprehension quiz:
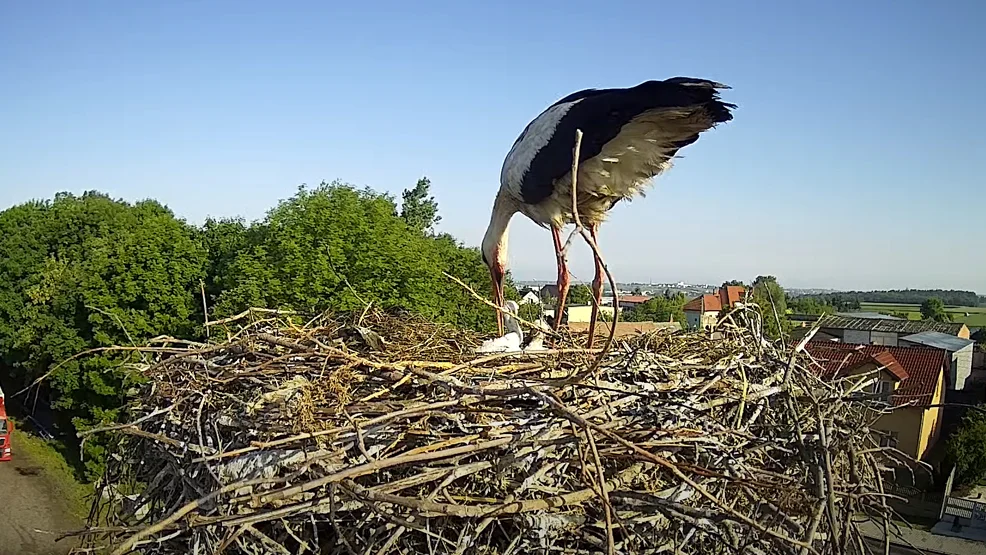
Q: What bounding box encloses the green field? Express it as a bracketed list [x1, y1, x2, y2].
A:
[858, 302, 986, 328]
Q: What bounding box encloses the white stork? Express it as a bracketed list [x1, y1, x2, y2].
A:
[481, 77, 735, 346]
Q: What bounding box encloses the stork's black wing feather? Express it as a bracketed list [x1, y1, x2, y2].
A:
[516, 77, 735, 205]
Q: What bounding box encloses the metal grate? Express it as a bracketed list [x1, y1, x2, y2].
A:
[942, 497, 986, 521]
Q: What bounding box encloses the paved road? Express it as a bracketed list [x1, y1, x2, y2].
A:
[859, 521, 984, 555]
[864, 537, 940, 554]
[0, 457, 81, 555]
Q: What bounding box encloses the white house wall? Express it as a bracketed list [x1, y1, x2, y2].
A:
[701, 311, 718, 329]
[898, 340, 975, 391]
[843, 330, 871, 344]
[954, 345, 974, 390]
[870, 331, 898, 346]
[566, 305, 615, 323]
[685, 311, 701, 329]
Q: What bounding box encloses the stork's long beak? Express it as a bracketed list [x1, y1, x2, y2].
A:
[490, 264, 505, 336]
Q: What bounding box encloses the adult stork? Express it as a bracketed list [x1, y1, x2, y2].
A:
[481, 77, 735, 345]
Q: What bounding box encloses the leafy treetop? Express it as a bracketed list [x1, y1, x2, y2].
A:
[920, 297, 952, 323]
[400, 177, 441, 234]
[750, 275, 792, 341]
[0, 191, 208, 478]
[945, 407, 986, 486]
[0, 179, 508, 480]
[624, 293, 687, 324]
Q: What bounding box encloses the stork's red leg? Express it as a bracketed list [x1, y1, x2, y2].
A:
[551, 226, 570, 331]
[586, 223, 604, 349]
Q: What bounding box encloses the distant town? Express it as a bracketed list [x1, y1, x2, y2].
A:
[512, 277, 986, 547]
[514, 279, 838, 299]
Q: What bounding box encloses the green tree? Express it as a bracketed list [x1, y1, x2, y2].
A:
[0, 191, 208, 479]
[625, 294, 686, 324]
[824, 295, 861, 311]
[788, 297, 836, 316]
[945, 407, 986, 486]
[920, 297, 951, 322]
[518, 301, 544, 324]
[215, 180, 505, 332]
[400, 177, 441, 233]
[566, 285, 594, 306]
[0, 181, 527, 482]
[632, 286, 643, 296]
[804, 290, 979, 308]
[200, 216, 251, 309]
[750, 275, 792, 341]
[0, 181, 523, 480]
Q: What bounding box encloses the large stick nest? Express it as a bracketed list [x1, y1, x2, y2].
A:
[72, 307, 898, 555]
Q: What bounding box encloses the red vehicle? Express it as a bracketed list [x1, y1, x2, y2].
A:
[0, 387, 11, 462]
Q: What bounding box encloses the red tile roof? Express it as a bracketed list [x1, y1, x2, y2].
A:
[539, 284, 559, 299]
[720, 285, 745, 307]
[683, 285, 745, 313]
[618, 295, 652, 304]
[869, 351, 909, 381]
[806, 343, 948, 407]
[683, 294, 722, 313]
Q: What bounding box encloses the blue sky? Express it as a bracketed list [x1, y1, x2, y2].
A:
[2, 1, 983, 292]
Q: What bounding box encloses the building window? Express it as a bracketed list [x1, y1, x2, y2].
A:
[871, 334, 894, 346]
[876, 380, 893, 395]
[879, 431, 899, 448]
[867, 379, 893, 400]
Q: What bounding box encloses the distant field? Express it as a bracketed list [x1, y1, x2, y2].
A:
[857, 302, 986, 327]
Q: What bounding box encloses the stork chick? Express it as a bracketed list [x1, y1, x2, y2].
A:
[475, 300, 524, 353]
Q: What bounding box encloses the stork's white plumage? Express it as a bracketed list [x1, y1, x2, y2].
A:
[482, 77, 735, 345]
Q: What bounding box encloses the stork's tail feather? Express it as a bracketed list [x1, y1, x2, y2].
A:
[664, 77, 731, 90]
[704, 97, 736, 126]
[661, 76, 736, 125]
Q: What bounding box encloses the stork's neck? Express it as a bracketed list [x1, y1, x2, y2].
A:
[482, 192, 518, 267]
